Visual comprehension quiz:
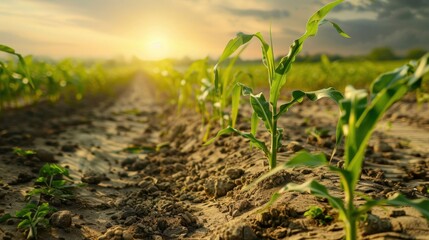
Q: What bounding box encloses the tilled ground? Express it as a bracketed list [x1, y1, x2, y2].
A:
[1, 75, 429, 240]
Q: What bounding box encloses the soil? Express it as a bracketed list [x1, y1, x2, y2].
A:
[1, 74, 429, 240]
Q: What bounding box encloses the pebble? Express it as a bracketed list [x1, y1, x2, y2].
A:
[221, 223, 258, 240]
[61, 144, 77, 152]
[81, 170, 108, 185]
[225, 168, 245, 180]
[204, 177, 236, 198]
[50, 210, 72, 228]
[35, 149, 56, 162]
[390, 210, 406, 217]
[360, 213, 392, 236]
[287, 141, 305, 153]
[163, 226, 188, 238]
[373, 141, 393, 153]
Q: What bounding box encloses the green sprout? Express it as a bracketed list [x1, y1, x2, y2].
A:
[304, 206, 333, 226]
[13, 147, 36, 157]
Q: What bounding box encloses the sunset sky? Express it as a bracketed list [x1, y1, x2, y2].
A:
[0, 0, 428, 60]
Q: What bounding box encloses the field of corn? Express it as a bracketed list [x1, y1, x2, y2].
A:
[1, 0, 429, 239]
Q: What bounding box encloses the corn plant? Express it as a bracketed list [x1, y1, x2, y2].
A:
[206, 0, 348, 169]
[251, 54, 429, 239]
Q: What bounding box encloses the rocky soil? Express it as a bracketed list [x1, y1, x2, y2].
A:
[1, 75, 428, 240]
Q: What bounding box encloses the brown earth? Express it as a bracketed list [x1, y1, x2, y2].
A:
[0, 74, 428, 240]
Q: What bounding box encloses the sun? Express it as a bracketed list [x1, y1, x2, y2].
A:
[142, 34, 171, 60]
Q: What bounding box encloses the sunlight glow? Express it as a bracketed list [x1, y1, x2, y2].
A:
[141, 33, 171, 60]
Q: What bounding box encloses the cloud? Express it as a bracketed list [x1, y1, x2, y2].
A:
[335, 0, 429, 20]
[304, 17, 429, 55]
[221, 7, 289, 20]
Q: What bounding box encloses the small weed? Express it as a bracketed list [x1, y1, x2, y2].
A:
[304, 206, 333, 226]
[27, 163, 81, 201]
[0, 163, 82, 239]
[16, 202, 54, 240]
[13, 147, 36, 157]
[122, 142, 169, 154]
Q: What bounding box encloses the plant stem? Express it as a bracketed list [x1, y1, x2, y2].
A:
[344, 180, 357, 240]
[269, 108, 277, 169]
[344, 217, 357, 240]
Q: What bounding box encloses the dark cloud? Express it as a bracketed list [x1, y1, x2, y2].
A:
[222, 7, 289, 20]
[334, 0, 429, 20]
[304, 18, 429, 55]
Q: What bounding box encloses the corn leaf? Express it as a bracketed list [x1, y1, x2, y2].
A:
[0, 44, 16, 54]
[322, 20, 351, 38]
[204, 126, 269, 157]
[338, 54, 429, 192]
[254, 32, 275, 84]
[384, 193, 429, 219]
[215, 33, 254, 69]
[276, 88, 343, 119]
[250, 93, 273, 132]
[284, 151, 328, 168]
[251, 111, 259, 136]
[283, 179, 346, 213]
[243, 151, 328, 191]
[270, 0, 345, 106]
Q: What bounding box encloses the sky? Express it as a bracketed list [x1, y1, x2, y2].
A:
[0, 0, 428, 60]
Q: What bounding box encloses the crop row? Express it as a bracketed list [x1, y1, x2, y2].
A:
[0, 45, 137, 111]
[147, 0, 429, 239]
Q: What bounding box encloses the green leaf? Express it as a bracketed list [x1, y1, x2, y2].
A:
[243, 151, 327, 191]
[39, 163, 69, 177]
[251, 111, 259, 136]
[254, 32, 275, 84]
[284, 151, 328, 168]
[250, 93, 273, 131]
[277, 88, 343, 119]
[16, 203, 37, 217]
[256, 192, 282, 214]
[283, 179, 345, 213]
[324, 20, 351, 38]
[238, 82, 253, 95]
[204, 126, 269, 157]
[0, 213, 12, 223]
[385, 193, 429, 219]
[277, 90, 305, 119]
[17, 219, 31, 229]
[0, 44, 16, 54]
[51, 180, 66, 188]
[216, 32, 254, 68]
[271, 0, 344, 105]
[35, 177, 46, 183]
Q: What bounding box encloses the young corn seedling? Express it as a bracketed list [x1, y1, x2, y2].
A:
[205, 0, 348, 169]
[250, 54, 429, 240]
